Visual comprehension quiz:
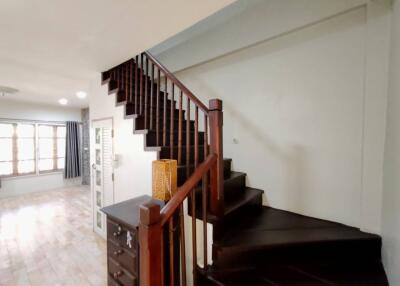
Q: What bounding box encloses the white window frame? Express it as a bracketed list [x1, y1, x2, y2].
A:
[0, 119, 66, 179]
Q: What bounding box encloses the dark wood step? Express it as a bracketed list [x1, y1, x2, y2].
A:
[144, 129, 205, 148]
[156, 145, 207, 163]
[133, 109, 190, 128]
[135, 118, 195, 132]
[212, 207, 382, 269]
[125, 100, 181, 117]
[177, 158, 233, 186]
[189, 188, 263, 230]
[223, 172, 246, 202]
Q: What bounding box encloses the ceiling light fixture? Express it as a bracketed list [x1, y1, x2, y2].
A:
[58, 98, 68, 105]
[0, 86, 19, 97]
[76, 91, 87, 99]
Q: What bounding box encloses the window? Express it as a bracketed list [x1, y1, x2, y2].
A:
[0, 121, 66, 177]
[38, 125, 66, 172]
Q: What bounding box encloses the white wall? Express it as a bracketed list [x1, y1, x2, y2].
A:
[89, 75, 157, 203]
[174, 7, 367, 228]
[381, 0, 400, 284]
[0, 99, 82, 198]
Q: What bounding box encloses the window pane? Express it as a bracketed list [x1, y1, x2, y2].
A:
[17, 139, 35, 160]
[57, 158, 65, 169]
[57, 126, 66, 138]
[18, 160, 35, 174]
[0, 124, 13, 137]
[16, 124, 34, 138]
[0, 162, 12, 176]
[57, 139, 65, 158]
[0, 139, 13, 161]
[39, 125, 53, 137]
[39, 159, 53, 171]
[39, 138, 53, 158]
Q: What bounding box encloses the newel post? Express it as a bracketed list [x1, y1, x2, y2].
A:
[139, 202, 163, 286]
[209, 99, 224, 217]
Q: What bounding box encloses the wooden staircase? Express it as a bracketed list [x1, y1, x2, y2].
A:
[102, 52, 388, 286]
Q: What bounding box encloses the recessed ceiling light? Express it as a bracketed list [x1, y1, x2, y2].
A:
[0, 86, 19, 97]
[76, 91, 87, 99]
[58, 98, 68, 105]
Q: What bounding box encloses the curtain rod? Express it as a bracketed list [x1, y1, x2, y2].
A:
[0, 118, 83, 125]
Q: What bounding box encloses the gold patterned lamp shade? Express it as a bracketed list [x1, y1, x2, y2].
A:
[152, 159, 177, 201]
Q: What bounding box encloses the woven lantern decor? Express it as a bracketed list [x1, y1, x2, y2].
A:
[152, 159, 177, 201]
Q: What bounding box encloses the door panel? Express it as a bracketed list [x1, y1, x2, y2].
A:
[91, 119, 114, 238]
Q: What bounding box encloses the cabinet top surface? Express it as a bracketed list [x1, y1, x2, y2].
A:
[101, 195, 164, 229]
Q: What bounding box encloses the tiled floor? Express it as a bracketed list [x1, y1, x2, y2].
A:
[0, 186, 107, 286]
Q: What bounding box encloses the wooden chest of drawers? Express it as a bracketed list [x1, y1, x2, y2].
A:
[102, 195, 163, 286]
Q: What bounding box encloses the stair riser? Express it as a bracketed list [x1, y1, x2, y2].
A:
[224, 160, 232, 177]
[135, 119, 195, 132]
[213, 239, 382, 269]
[116, 92, 176, 107]
[145, 131, 205, 147]
[224, 174, 246, 202]
[212, 196, 263, 240]
[177, 159, 233, 186]
[126, 104, 185, 120]
[158, 146, 206, 163]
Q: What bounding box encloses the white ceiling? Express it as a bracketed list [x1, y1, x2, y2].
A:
[0, 0, 235, 108]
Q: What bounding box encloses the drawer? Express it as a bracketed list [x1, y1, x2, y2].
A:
[107, 220, 137, 254]
[108, 241, 137, 275]
[108, 257, 137, 286]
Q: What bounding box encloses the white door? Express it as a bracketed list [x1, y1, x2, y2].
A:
[91, 118, 114, 238]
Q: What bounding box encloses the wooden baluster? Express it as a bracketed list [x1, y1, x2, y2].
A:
[157, 69, 161, 146]
[186, 98, 191, 179]
[195, 107, 199, 168]
[125, 62, 129, 101]
[145, 56, 149, 129]
[209, 99, 224, 217]
[180, 205, 187, 286]
[139, 202, 163, 286]
[170, 83, 175, 158]
[135, 55, 139, 114]
[202, 114, 209, 269]
[140, 54, 144, 115]
[169, 218, 174, 286]
[129, 60, 133, 102]
[191, 188, 197, 286]
[150, 63, 154, 130]
[121, 63, 125, 98]
[116, 68, 119, 90]
[178, 91, 183, 165]
[163, 76, 167, 146]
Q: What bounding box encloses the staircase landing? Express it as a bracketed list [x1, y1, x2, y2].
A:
[201, 207, 388, 286]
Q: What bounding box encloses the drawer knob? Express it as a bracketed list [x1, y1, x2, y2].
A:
[113, 249, 123, 256]
[113, 225, 122, 237]
[113, 271, 122, 279]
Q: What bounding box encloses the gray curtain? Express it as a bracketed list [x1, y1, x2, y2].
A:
[64, 121, 81, 178]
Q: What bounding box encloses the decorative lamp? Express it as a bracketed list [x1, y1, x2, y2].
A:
[152, 159, 177, 201]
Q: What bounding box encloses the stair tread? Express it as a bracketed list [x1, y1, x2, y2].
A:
[205, 188, 263, 224]
[215, 207, 380, 249]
